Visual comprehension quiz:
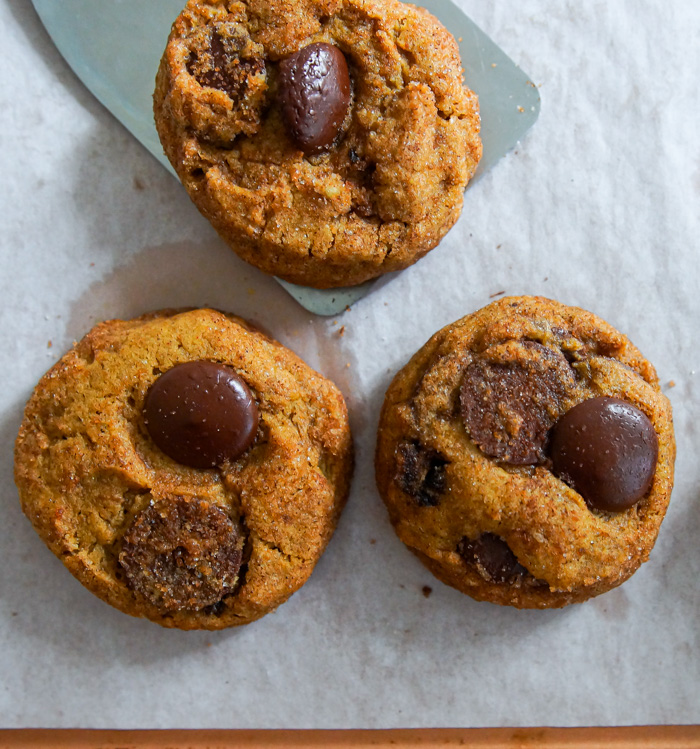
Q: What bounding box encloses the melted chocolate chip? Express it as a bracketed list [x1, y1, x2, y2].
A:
[144, 361, 259, 469]
[396, 442, 448, 507]
[550, 397, 658, 512]
[277, 43, 351, 155]
[458, 533, 528, 584]
[188, 29, 265, 100]
[119, 497, 243, 612]
[460, 341, 575, 465]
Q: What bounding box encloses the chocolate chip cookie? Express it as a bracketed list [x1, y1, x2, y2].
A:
[14, 309, 353, 629]
[375, 297, 675, 608]
[153, 0, 482, 288]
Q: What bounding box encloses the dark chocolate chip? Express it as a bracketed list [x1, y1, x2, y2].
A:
[144, 361, 259, 469]
[188, 29, 265, 100]
[457, 533, 528, 584]
[550, 396, 658, 512]
[396, 442, 448, 507]
[277, 43, 351, 155]
[460, 341, 575, 465]
[119, 497, 243, 612]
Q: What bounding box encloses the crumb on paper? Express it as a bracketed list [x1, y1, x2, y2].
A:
[496, 244, 502, 249]
[345, 362, 350, 368]
[338, 326, 345, 337]
[133, 176, 146, 191]
[422, 586, 433, 598]
[247, 288, 256, 296]
[491, 62, 497, 68]
[667, 380, 676, 388]
[489, 290, 506, 298]
[47, 340, 52, 349]
[517, 106, 525, 113]
[458, 37, 463, 42]
[345, 305, 352, 312]
[544, 277, 549, 282]
[369, 538, 376, 545]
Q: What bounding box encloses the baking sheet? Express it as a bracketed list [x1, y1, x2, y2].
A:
[2, 0, 699, 731]
[3, 726, 700, 748]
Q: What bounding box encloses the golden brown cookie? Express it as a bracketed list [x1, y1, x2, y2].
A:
[153, 0, 482, 288]
[15, 309, 353, 629]
[375, 297, 675, 608]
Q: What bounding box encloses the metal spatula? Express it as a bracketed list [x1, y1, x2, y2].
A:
[31, 0, 540, 315]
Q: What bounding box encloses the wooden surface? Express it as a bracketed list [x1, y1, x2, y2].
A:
[2, 727, 700, 748]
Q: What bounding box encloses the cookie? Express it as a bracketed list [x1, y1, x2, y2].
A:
[375, 297, 675, 608]
[14, 309, 353, 629]
[153, 0, 482, 288]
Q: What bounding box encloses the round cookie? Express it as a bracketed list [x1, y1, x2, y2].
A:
[15, 309, 353, 629]
[375, 296, 675, 608]
[153, 0, 482, 288]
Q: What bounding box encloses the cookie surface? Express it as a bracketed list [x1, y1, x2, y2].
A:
[15, 309, 353, 629]
[154, 0, 482, 288]
[375, 297, 675, 608]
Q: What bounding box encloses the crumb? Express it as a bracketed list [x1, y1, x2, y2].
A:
[89, 262, 95, 267]
[345, 305, 352, 312]
[133, 176, 146, 191]
[205, 642, 212, 648]
[489, 290, 506, 298]
[345, 362, 350, 368]
[384, 302, 388, 306]
[667, 380, 676, 388]
[338, 326, 345, 337]
[422, 585, 433, 598]
[517, 106, 524, 113]
[496, 244, 502, 249]
[399, 584, 405, 589]
[332, 320, 337, 326]
[369, 538, 376, 545]
[247, 288, 256, 296]
[458, 37, 463, 42]
[47, 340, 52, 349]
[491, 63, 497, 68]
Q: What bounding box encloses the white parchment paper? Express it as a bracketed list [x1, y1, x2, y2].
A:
[1, 0, 699, 729]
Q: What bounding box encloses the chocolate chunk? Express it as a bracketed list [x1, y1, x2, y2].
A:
[460, 341, 575, 465]
[188, 29, 265, 100]
[396, 442, 448, 507]
[458, 533, 528, 584]
[550, 397, 658, 512]
[119, 497, 243, 612]
[278, 43, 351, 155]
[144, 361, 259, 469]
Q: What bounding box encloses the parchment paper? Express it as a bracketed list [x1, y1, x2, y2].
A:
[1, 0, 698, 729]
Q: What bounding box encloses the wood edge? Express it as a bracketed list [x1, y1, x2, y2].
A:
[1, 726, 700, 749]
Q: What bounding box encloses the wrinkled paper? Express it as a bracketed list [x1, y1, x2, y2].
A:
[1, 0, 698, 730]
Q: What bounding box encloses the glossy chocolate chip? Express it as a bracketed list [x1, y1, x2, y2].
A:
[278, 43, 351, 155]
[396, 442, 448, 507]
[550, 397, 658, 512]
[458, 533, 528, 584]
[460, 342, 575, 465]
[144, 361, 259, 468]
[188, 30, 265, 100]
[119, 496, 243, 612]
